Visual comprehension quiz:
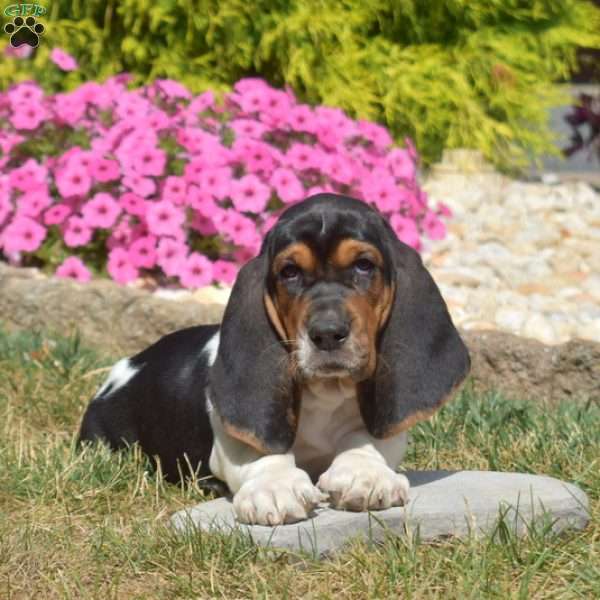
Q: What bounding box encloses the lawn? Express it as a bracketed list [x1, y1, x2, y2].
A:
[0, 326, 598, 599]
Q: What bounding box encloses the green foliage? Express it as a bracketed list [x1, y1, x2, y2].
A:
[2, 0, 600, 170]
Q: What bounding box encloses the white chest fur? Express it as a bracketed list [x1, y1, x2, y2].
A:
[292, 379, 365, 479]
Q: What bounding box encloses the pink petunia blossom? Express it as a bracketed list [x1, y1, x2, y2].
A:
[16, 188, 51, 217]
[213, 259, 238, 285]
[44, 204, 72, 226]
[7, 82, 43, 107]
[188, 187, 217, 215]
[287, 104, 317, 133]
[179, 252, 213, 289]
[56, 257, 91, 283]
[156, 79, 191, 99]
[199, 167, 231, 199]
[50, 48, 79, 71]
[233, 138, 277, 174]
[162, 176, 187, 205]
[131, 146, 166, 177]
[362, 169, 401, 213]
[0, 195, 12, 226]
[270, 168, 304, 204]
[122, 173, 156, 197]
[190, 213, 218, 235]
[284, 143, 318, 171]
[385, 149, 415, 181]
[1, 216, 46, 253]
[91, 157, 120, 182]
[229, 119, 268, 139]
[156, 238, 188, 277]
[10, 102, 48, 130]
[56, 165, 92, 198]
[119, 193, 147, 217]
[81, 193, 121, 229]
[107, 247, 139, 284]
[390, 214, 420, 250]
[128, 235, 157, 269]
[9, 159, 47, 192]
[230, 175, 271, 213]
[63, 216, 93, 247]
[422, 210, 447, 240]
[146, 200, 185, 236]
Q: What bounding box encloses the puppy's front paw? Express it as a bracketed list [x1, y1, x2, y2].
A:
[233, 468, 325, 526]
[318, 458, 409, 511]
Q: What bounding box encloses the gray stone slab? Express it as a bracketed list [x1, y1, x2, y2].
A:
[170, 470, 589, 557]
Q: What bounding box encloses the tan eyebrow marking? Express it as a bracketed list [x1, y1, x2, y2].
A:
[272, 242, 316, 274]
[329, 239, 384, 270]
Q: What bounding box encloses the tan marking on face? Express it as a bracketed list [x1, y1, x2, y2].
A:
[330, 239, 384, 270]
[272, 242, 316, 274]
[270, 243, 316, 345]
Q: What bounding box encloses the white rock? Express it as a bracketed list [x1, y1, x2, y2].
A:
[521, 314, 558, 345]
[495, 307, 527, 332]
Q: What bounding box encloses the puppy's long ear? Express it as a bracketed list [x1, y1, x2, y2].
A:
[208, 255, 297, 455]
[357, 235, 470, 438]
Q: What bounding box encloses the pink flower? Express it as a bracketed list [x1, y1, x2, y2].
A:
[122, 173, 156, 197]
[9, 159, 46, 192]
[132, 146, 166, 177]
[385, 149, 415, 181]
[358, 121, 393, 150]
[362, 172, 401, 213]
[156, 238, 188, 277]
[270, 168, 304, 204]
[119, 193, 147, 217]
[128, 235, 157, 268]
[230, 175, 271, 213]
[0, 195, 12, 226]
[199, 167, 231, 199]
[233, 139, 276, 174]
[10, 102, 48, 130]
[7, 82, 43, 107]
[213, 259, 238, 285]
[230, 119, 268, 139]
[156, 79, 191, 99]
[16, 189, 51, 217]
[107, 247, 139, 284]
[146, 200, 185, 236]
[1, 216, 46, 253]
[162, 176, 187, 205]
[82, 193, 121, 229]
[91, 157, 120, 182]
[56, 165, 92, 198]
[63, 216, 92, 247]
[179, 253, 213, 288]
[390, 215, 420, 250]
[44, 204, 72, 225]
[50, 48, 79, 71]
[287, 104, 317, 133]
[422, 210, 447, 240]
[436, 202, 452, 218]
[284, 143, 318, 171]
[56, 257, 91, 282]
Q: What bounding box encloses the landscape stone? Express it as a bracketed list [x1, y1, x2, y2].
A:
[170, 470, 589, 558]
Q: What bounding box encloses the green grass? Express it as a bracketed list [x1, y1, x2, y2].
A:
[0, 326, 598, 599]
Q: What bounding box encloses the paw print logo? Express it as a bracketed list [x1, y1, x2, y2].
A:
[4, 16, 44, 48]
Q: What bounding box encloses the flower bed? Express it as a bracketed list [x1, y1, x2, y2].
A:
[0, 72, 450, 288]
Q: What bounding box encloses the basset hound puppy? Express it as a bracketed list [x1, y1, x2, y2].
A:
[78, 193, 470, 525]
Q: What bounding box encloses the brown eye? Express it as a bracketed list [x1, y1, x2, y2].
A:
[353, 258, 375, 275]
[280, 264, 301, 280]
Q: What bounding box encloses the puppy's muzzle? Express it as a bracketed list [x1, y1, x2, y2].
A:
[307, 310, 351, 351]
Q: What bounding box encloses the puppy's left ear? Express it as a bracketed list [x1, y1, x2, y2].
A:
[357, 236, 471, 438]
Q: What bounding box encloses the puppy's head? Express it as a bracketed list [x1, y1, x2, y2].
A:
[263, 196, 395, 383]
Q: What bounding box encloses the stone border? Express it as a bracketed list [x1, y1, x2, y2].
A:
[1, 263, 598, 402]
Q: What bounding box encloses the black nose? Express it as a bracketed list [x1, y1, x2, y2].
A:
[308, 319, 350, 351]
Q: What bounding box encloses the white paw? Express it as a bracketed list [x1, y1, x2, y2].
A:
[233, 468, 325, 526]
[317, 457, 409, 511]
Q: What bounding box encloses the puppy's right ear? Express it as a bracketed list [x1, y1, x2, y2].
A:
[208, 255, 298, 455]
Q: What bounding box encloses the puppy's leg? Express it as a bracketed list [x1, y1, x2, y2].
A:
[208, 405, 324, 525]
[317, 431, 409, 511]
